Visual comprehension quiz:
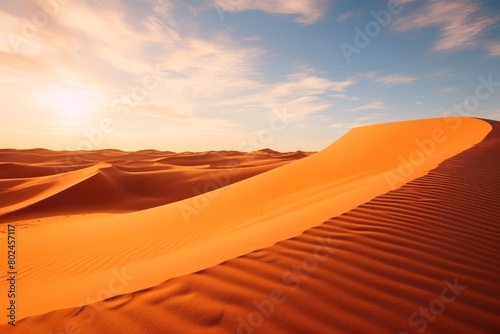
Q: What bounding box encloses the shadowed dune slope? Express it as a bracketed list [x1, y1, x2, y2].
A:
[6, 119, 499, 333]
[0, 163, 112, 218]
[0, 150, 305, 220]
[0, 117, 492, 324]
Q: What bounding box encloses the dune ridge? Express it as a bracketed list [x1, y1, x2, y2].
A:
[0, 163, 112, 217]
[0, 150, 306, 220]
[0, 117, 492, 325]
[5, 118, 499, 333]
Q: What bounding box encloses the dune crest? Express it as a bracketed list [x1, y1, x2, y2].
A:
[0, 163, 111, 217]
[0, 117, 491, 323]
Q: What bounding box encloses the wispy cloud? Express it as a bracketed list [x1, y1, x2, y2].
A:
[135, 104, 191, 120]
[212, 0, 330, 24]
[487, 42, 500, 57]
[243, 36, 262, 42]
[394, 0, 496, 53]
[330, 122, 359, 129]
[360, 72, 418, 86]
[429, 70, 452, 79]
[344, 100, 386, 112]
[332, 94, 360, 101]
[330, 113, 386, 130]
[440, 86, 458, 93]
[355, 113, 386, 122]
[214, 67, 356, 121]
[145, 0, 175, 18]
[337, 11, 354, 22]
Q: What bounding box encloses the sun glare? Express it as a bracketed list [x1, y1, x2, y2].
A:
[44, 88, 95, 118]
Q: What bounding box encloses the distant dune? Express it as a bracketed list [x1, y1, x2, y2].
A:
[0, 149, 310, 220]
[0, 117, 498, 334]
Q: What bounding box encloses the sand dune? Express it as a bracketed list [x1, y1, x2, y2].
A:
[0, 163, 112, 218]
[4, 118, 498, 333]
[4, 118, 500, 333]
[0, 149, 304, 220]
[0, 117, 491, 327]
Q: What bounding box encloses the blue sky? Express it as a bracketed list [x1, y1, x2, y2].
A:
[1, 0, 499, 151]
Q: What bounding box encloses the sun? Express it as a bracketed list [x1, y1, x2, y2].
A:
[44, 88, 95, 118]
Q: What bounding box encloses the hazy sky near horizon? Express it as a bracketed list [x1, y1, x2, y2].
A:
[1, 0, 499, 152]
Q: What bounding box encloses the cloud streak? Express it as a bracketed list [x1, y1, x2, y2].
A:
[355, 113, 386, 122]
[487, 42, 500, 57]
[344, 100, 386, 112]
[361, 72, 418, 86]
[394, 0, 496, 53]
[212, 0, 330, 24]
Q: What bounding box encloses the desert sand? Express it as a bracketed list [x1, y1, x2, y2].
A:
[0, 149, 310, 220]
[0, 117, 499, 333]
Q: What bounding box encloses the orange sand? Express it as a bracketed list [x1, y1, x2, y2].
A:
[0, 117, 495, 333]
[0, 149, 309, 220]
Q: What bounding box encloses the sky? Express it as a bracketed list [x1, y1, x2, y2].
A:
[1, 0, 499, 152]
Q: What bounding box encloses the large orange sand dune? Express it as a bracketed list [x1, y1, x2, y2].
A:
[0, 117, 497, 333]
[9, 118, 498, 334]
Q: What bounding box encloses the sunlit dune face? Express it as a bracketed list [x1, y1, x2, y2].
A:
[44, 88, 95, 118]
